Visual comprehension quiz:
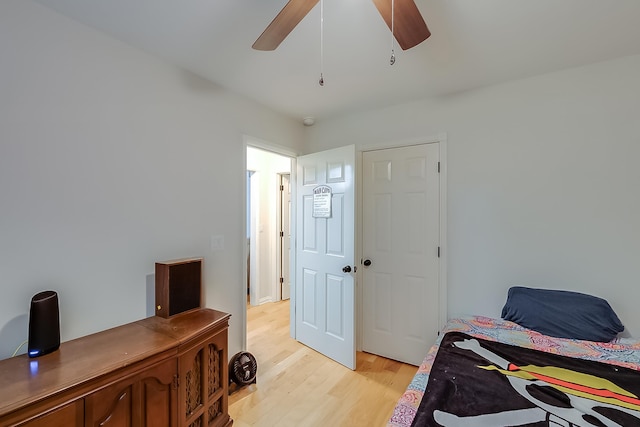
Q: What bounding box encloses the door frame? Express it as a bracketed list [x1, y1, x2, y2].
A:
[242, 136, 298, 351]
[276, 173, 291, 301]
[356, 133, 448, 351]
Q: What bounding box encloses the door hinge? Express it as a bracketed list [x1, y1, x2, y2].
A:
[172, 374, 179, 390]
[437, 247, 440, 258]
[280, 185, 284, 191]
[437, 162, 440, 173]
[279, 277, 284, 284]
[280, 231, 284, 237]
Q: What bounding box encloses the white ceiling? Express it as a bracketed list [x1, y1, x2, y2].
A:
[35, 0, 640, 123]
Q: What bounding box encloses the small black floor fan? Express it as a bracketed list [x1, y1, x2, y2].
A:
[229, 351, 257, 393]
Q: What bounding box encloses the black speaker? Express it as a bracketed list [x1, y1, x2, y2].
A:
[28, 290, 60, 358]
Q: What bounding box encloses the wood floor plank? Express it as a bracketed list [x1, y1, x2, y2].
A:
[229, 300, 417, 426]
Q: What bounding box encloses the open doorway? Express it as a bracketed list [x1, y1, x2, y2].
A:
[246, 146, 292, 314]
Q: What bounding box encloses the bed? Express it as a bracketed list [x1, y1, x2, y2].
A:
[388, 287, 640, 427]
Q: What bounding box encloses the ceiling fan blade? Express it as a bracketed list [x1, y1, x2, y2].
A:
[253, 0, 320, 51]
[372, 0, 431, 50]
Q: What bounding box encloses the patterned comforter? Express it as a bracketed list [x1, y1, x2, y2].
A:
[388, 316, 640, 427]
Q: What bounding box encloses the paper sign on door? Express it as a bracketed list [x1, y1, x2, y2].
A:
[312, 185, 332, 218]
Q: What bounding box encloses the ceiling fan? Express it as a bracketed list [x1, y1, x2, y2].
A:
[252, 0, 431, 51]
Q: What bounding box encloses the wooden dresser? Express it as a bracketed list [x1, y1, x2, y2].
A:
[0, 309, 232, 427]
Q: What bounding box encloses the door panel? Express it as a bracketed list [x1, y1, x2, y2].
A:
[296, 145, 355, 369]
[302, 195, 318, 250]
[326, 194, 345, 255]
[85, 358, 176, 427]
[302, 268, 318, 326]
[362, 143, 440, 366]
[326, 274, 346, 338]
[20, 401, 84, 427]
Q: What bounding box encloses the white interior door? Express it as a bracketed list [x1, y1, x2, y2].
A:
[280, 173, 291, 300]
[362, 143, 440, 366]
[295, 145, 356, 370]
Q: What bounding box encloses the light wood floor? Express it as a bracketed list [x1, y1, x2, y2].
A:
[228, 300, 417, 426]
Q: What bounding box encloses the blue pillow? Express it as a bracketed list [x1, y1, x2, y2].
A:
[501, 286, 624, 342]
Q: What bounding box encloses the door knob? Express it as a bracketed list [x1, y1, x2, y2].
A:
[363, 259, 372, 267]
[342, 265, 352, 273]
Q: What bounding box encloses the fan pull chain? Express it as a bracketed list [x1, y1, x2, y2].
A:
[389, 0, 396, 65]
[319, 0, 325, 86]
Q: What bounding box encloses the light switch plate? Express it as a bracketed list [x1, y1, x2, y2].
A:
[210, 235, 224, 251]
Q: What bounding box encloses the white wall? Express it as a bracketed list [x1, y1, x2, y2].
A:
[305, 54, 640, 336]
[0, 0, 303, 359]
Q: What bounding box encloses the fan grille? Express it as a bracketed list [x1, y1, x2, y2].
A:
[230, 351, 257, 386]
